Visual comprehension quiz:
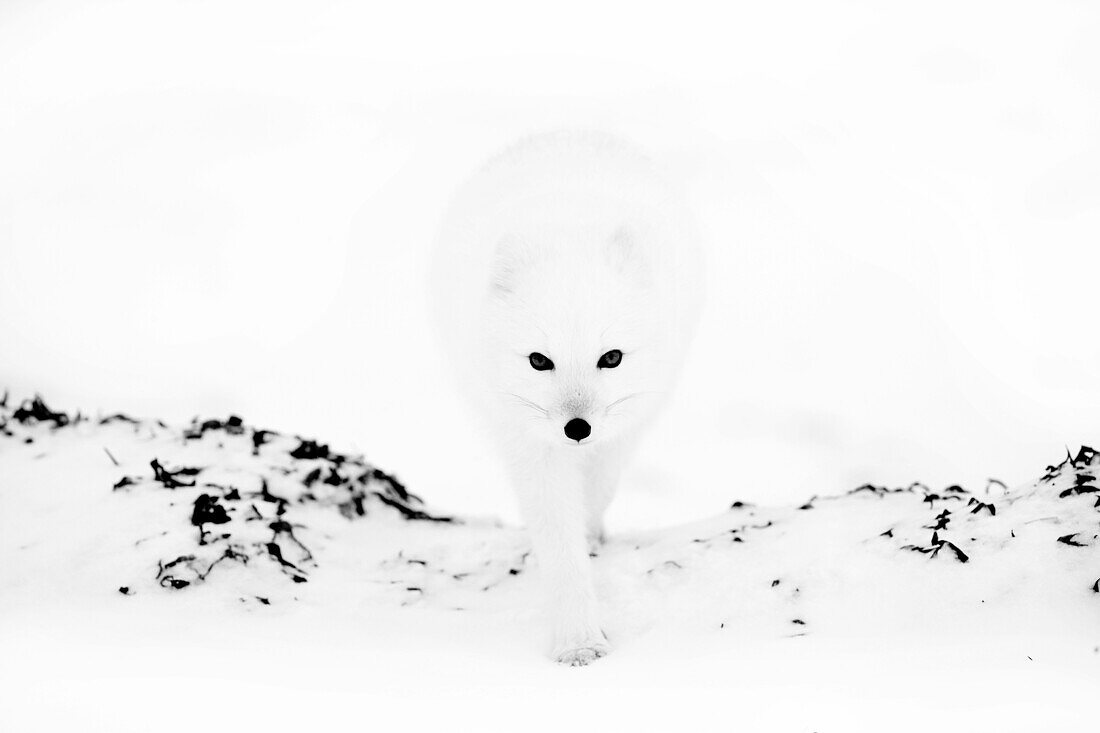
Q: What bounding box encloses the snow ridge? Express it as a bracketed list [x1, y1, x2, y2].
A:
[1, 392, 1096, 647]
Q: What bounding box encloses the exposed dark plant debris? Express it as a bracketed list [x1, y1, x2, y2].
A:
[375, 492, 453, 522]
[302, 467, 322, 487]
[251, 429, 274, 455]
[0, 393, 453, 597]
[290, 439, 331, 460]
[901, 530, 970, 563]
[1059, 473, 1097, 498]
[925, 509, 952, 531]
[113, 476, 137, 491]
[967, 499, 996, 516]
[13, 395, 70, 427]
[851, 483, 888, 496]
[1042, 446, 1099, 483]
[265, 541, 302, 572]
[255, 479, 289, 516]
[150, 458, 199, 488]
[1073, 446, 1098, 467]
[368, 468, 418, 503]
[99, 413, 139, 425]
[156, 555, 195, 589]
[191, 493, 231, 544]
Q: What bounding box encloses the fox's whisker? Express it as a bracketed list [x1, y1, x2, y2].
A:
[504, 392, 549, 416]
[603, 391, 655, 414]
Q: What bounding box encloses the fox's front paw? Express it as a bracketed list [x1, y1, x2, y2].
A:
[553, 634, 611, 666]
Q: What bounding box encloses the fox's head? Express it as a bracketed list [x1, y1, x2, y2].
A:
[482, 224, 682, 447]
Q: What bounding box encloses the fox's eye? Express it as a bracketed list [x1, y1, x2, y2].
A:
[597, 349, 622, 369]
[529, 352, 554, 371]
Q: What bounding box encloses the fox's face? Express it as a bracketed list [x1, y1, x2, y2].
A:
[483, 226, 670, 447]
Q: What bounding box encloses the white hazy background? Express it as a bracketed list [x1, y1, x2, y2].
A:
[2, 0, 1097, 528]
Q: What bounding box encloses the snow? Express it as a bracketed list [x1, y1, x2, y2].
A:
[2, 1, 1098, 729]
[1, 397, 1096, 731]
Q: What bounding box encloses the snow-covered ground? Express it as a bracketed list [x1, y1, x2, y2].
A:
[2, 1, 1099, 729]
[1, 396, 1096, 731]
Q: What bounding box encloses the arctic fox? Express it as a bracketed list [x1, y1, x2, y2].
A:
[430, 131, 704, 665]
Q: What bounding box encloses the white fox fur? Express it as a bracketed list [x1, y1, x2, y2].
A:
[430, 131, 704, 665]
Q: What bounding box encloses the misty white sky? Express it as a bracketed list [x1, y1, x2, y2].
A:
[1, 0, 1097, 526]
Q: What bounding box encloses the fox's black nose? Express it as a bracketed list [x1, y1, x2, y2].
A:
[564, 418, 591, 442]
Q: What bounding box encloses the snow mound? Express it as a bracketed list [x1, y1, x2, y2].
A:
[2, 392, 1098, 730]
[1, 394, 453, 605]
[1, 392, 1096, 643]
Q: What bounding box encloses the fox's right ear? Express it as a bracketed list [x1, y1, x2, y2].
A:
[489, 235, 529, 297]
[606, 225, 651, 283]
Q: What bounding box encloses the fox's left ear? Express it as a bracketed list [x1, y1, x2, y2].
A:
[606, 226, 650, 281]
